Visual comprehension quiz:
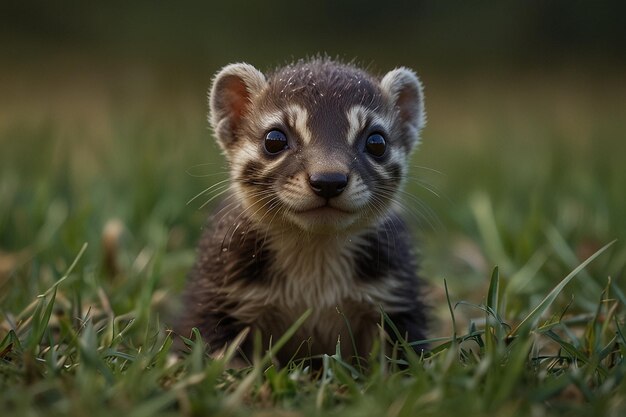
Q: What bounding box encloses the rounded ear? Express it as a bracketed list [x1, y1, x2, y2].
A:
[209, 63, 267, 148]
[380, 67, 426, 145]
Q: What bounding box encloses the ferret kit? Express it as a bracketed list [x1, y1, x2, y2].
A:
[179, 58, 429, 364]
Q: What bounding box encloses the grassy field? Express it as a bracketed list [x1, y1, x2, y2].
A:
[1, 61, 626, 416]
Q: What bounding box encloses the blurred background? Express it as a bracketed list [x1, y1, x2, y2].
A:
[1, 1, 625, 326]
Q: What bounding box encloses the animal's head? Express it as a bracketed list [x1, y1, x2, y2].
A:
[209, 58, 426, 234]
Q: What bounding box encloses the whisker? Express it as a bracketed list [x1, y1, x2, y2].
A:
[387, 173, 444, 200]
[366, 195, 395, 267]
[234, 194, 282, 248]
[375, 187, 442, 231]
[407, 164, 444, 175]
[221, 193, 277, 250]
[188, 178, 231, 205]
[198, 185, 232, 209]
[405, 179, 443, 200]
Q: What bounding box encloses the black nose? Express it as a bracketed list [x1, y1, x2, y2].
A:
[309, 172, 348, 199]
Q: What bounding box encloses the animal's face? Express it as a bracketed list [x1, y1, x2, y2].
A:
[209, 59, 426, 234]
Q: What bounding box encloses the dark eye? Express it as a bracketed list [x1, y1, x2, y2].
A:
[264, 130, 289, 154]
[365, 133, 386, 157]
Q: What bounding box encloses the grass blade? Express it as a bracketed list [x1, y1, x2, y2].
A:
[444, 279, 457, 342]
[486, 266, 500, 314]
[224, 308, 312, 410]
[27, 286, 57, 351]
[509, 240, 616, 338]
[485, 266, 500, 356]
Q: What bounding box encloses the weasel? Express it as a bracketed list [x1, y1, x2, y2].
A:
[178, 58, 429, 364]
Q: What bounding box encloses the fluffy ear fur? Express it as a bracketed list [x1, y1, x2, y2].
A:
[380, 68, 426, 147]
[209, 63, 267, 149]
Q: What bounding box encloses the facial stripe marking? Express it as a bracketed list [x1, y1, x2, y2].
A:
[236, 141, 283, 174]
[238, 160, 267, 186]
[257, 105, 312, 146]
[346, 105, 368, 146]
[346, 105, 394, 146]
[387, 163, 403, 181]
[287, 104, 313, 145]
[258, 111, 284, 132]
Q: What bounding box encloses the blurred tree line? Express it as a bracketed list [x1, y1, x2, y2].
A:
[2, 0, 625, 73]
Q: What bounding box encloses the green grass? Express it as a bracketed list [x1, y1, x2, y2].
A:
[1, 66, 625, 417]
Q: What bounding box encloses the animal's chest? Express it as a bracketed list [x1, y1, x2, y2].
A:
[270, 247, 355, 306]
[224, 235, 378, 347]
[262, 238, 383, 353]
